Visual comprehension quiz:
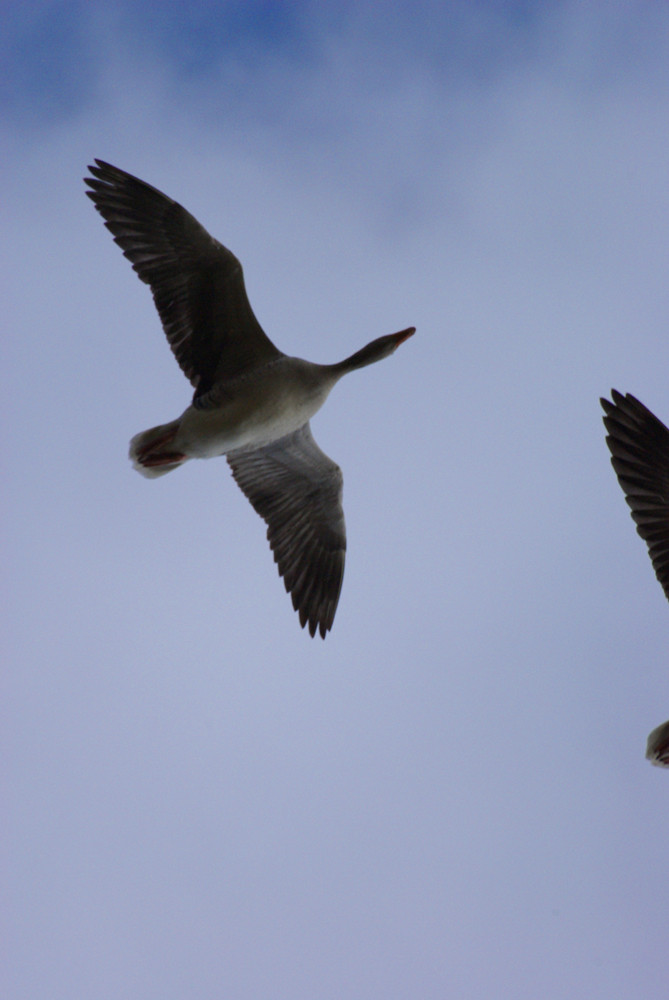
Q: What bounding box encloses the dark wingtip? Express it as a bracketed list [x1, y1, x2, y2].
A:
[84, 160, 129, 190]
[601, 389, 625, 412]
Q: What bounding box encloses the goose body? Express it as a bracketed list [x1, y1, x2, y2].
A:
[131, 356, 338, 471]
[601, 389, 669, 766]
[85, 160, 414, 637]
[646, 720, 669, 767]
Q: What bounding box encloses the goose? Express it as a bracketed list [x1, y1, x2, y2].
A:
[85, 160, 414, 638]
[601, 390, 669, 766]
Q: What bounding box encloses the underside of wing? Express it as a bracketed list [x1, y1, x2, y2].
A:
[85, 160, 282, 396]
[602, 389, 669, 600]
[228, 424, 346, 638]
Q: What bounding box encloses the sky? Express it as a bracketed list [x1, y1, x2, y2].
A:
[4, 2, 669, 997]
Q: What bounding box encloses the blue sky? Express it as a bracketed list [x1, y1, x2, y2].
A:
[5, 3, 669, 998]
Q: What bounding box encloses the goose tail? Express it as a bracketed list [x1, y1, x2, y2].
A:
[129, 420, 188, 478]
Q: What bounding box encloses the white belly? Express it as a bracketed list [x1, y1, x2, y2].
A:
[174, 360, 333, 459]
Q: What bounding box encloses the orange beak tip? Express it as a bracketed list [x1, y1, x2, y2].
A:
[395, 326, 416, 346]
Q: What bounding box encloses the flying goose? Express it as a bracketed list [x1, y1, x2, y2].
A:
[85, 160, 414, 638]
[601, 390, 669, 766]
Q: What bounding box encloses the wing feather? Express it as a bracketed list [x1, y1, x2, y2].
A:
[228, 425, 346, 638]
[85, 160, 282, 396]
[602, 389, 669, 600]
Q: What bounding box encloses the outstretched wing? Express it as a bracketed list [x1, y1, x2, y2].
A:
[601, 389, 669, 600]
[85, 160, 282, 397]
[228, 424, 346, 638]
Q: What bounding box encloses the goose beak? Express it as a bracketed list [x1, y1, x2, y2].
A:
[392, 326, 416, 348]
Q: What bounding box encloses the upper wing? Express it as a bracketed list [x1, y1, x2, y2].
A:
[601, 389, 669, 600]
[227, 424, 346, 638]
[85, 160, 282, 397]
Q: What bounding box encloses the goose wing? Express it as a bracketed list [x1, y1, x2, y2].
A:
[602, 389, 669, 599]
[228, 424, 346, 638]
[85, 160, 282, 397]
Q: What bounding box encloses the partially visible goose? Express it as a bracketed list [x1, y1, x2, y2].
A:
[601, 390, 669, 766]
[85, 160, 414, 638]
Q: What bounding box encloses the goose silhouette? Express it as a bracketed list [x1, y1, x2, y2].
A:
[86, 161, 414, 637]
